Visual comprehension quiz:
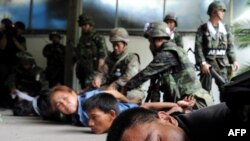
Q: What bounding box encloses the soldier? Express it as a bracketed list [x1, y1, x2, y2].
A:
[5, 52, 48, 97]
[163, 12, 183, 48]
[75, 13, 109, 89]
[125, 22, 213, 109]
[144, 22, 179, 102]
[91, 27, 144, 100]
[194, 1, 240, 97]
[43, 31, 65, 88]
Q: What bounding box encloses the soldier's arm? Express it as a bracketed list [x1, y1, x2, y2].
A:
[109, 54, 140, 89]
[42, 45, 51, 57]
[175, 32, 183, 48]
[125, 51, 179, 90]
[225, 25, 237, 64]
[13, 37, 26, 51]
[194, 27, 206, 66]
[95, 34, 108, 59]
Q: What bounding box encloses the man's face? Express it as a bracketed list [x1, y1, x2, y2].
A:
[87, 107, 116, 134]
[81, 23, 92, 33]
[112, 41, 126, 55]
[50, 91, 78, 115]
[121, 112, 188, 141]
[152, 38, 164, 50]
[166, 20, 176, 31]
[217, 9, 225, 20]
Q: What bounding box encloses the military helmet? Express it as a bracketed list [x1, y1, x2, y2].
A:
[16, 52, 36, 65]
[163, 12, 178, 27]
[207, 1, 226, 16]
[109, 27, 129, 44]
[78, 13, 95, 26]
[143, 21, 170, 39]
[49, 31, 62, 40]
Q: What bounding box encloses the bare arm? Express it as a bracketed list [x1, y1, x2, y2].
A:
[104, 90, 141, 104]
[140, 102, 178, 110]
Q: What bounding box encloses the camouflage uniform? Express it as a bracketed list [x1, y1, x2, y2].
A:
[126, 22, 213, 109]
[43, 31, 65, 88]
[194, 1, 237, 93]
[5, 52, 48, 97]
[75, 14, 108, 88]
[95, 27, 144, 99]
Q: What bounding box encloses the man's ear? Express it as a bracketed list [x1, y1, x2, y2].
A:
[156, 111, 179, 127]
[109, 110, 117, 120]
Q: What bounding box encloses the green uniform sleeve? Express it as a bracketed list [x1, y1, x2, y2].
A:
[194, 26, 206, 66]
[225, 25, 237, 64]
[94, 34, 109, 59]
[125, 51, 179, 90]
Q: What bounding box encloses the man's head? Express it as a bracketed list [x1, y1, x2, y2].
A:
[144, 21, 171, 51]
[1, 18, 13, 30]
[14, 21, 25, 35]
[16, 52, 36, 69]
[50, 85, 78, 115]
[107, 108, 189, 141]
[164, 12, 178, 30]
[109, 27, 129, 55]
[49, 31, 62, 43]
[78, 14, 94, 33]
[83, 93, 119, 134]
[207, 1, 226, 20]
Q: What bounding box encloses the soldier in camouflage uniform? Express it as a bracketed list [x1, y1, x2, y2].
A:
[194, 1, 239, 96]
[43, 31, 65, 88]
[164, 12, 183, 48]
[75, 13, 109, 89]
[144, 22, 180, 102]
[5, 52, 48, 97]
[92, 27, 144, 100]
[125, 22, 213, 109]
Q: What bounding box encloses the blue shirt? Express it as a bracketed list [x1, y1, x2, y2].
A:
[76, 89, 138, 126]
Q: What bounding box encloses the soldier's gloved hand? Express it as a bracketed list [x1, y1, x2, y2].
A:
[200, 62, 211, 74]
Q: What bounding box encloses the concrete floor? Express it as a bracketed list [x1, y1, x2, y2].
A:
[0, 109, 107, 141]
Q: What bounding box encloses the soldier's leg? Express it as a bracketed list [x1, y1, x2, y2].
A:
[215, 67, 228, 101]
[162, 75, 180, 102]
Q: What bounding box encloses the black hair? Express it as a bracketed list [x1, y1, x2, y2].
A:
[83, 93, 119, 114]
[37, 89, 62, 121]
[106, 108, 157, 141]
[12, 99, 35, 116]
[14, 21, 26, 30]
[1, 18, 13, 29]
[12, 89, 66, 122]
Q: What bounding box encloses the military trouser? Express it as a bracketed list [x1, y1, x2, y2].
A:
[190, 88, 214, 109]
[162, 75, 180, 102]
[76, 59, 96, 89]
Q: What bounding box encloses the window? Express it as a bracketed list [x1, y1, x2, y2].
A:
[0, 0, 248, 32]
[82, 0, 116, 29]
[32, 0, 68, 30]
[0, 0, 30, 28]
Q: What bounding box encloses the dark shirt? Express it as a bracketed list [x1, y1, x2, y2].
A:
[175, 103, 249, 141]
